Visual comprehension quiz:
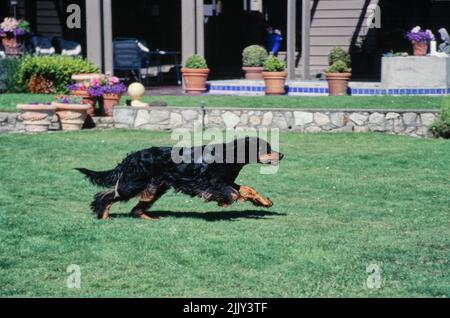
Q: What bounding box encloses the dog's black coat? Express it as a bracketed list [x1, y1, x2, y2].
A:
[77, 137, 283, 219]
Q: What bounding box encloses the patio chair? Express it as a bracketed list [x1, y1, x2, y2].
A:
[53, 37, 82, 57]
[29, 36, 56, 56]
[113, 38, 143, 81]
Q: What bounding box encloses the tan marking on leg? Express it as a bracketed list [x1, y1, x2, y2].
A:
[102, 204, 112, 220]
[239, 186, 273, 208]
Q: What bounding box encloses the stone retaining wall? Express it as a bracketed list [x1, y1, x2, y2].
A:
[1, 107, 440, 138]
[114, 107, 439, 138]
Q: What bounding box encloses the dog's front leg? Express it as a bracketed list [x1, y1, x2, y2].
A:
[238, 186, 273, 208]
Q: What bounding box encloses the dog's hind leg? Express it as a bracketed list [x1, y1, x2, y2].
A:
[91, 189, 121, 220]
[130, 184, 169, 220]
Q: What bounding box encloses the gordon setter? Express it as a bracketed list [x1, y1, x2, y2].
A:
[77, 137, 284, 220]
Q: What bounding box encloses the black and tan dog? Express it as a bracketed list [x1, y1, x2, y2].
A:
[77, 137, 283, 220]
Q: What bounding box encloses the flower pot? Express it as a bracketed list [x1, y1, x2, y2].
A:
[326, 73, 352, 96]
[181, 68, 209, 95]
[1, 36, 24, 56]
[52, 102, 90, 131]
[412, 41, 428, 56]
[70, 90, 96, 116]
[16, 104, 56, 133]
[262, 71, 287, 95]
[102, 93, 122, 116]
[242, 67, 264, 80]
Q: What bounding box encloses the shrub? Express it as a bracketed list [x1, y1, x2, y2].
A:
[263, 56, 286, 72]
[242, 45, 268, 67]
[17, 55, 99, 93]
[328, 47, 351, 68]
[0, 58, 26, 93]
[327, 60, 351, 73]
[185, 55, 208, 69]
[430, 99, 450, 139]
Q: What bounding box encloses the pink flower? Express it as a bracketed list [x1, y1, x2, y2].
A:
[90, 77, 100, 87]
[108, 76, 120, 85]
[1, 17, 18, 32]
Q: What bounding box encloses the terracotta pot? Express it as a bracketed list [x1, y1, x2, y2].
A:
[1, 36, 24, 55]
[412, 41, 428, 56]
[242, 67, 264, 80]
[326, 73, 352, 96]
[262, 71, 288, 95]
[53, 102, 90, 131]
[181, 68, 209, 95]
[102, 93, 122, 116]
[16, 104, 56, 133]
[70, 90, 96, 116]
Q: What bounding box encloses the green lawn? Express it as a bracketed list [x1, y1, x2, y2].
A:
[0, 131, 449, 297]
[0, 93, 444, 112]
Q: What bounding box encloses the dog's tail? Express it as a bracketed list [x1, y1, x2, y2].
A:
[76, 168, 119, 188]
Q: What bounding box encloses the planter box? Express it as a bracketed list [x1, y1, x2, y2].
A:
[382, 56, 450, 90]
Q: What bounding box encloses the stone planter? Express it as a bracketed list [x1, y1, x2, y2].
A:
[181, 68, 209, 95]
[70, 90, 96, 116]
[326, 73, 352, 96]
[242, 67, 264, 80]
[102, 93, 122, 117]
[262, 71, 287, 95]
[1, 35, 24, 56]
[16, 104, 56, 133]
[53, 102, 90, 131]
[71, 73, 102, 87]
[412, 41, 428, 56]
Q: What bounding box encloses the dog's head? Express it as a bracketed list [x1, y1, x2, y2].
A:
[231, 137, 284, 166]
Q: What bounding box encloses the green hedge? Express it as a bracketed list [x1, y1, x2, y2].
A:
[0, 58, 26, 93]
[17, 55, 99, 93]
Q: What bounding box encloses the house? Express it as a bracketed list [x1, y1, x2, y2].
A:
[2, 0, 450, 80]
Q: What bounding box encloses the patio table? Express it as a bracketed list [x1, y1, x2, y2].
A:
[148, 50, 182, 85]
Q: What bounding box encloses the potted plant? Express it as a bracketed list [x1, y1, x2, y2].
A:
[88, 73, 127, 116]
[52, 95, 90, 131]
[325, 48, 352, 96]
[0, 17, 30, 56]
[181, 55, 209, 95]
[406, 26, 434, 56]
[68, 83, 97, 117]
[242, 45, 268, 80]
[16, 102, 55, 133]
[262, 56, 287, 95]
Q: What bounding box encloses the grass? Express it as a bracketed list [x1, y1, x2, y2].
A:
[0, 93, 444, 112]
[0, 130, 449, 298]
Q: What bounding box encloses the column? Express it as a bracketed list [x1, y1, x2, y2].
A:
[301, 0, 311, 80]
[287, 0, 297, 80]
[85, 0, 102, 69]
[103, 0, 113, 73]
[182, 0, 205, 64]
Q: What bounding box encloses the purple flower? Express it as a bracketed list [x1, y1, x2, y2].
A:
[406, 26, 435, 43]
[102, 83, 127, 95]
[88, 85, 104, 97]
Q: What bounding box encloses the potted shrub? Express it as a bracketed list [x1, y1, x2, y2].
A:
[326, 48, 352, 96]
[406, 26, 434, 56]
[262, 56, 287, 95]
[0, 17, 30, 56]
[430, 101, 450, 139]
[181, 55, 209, 95]
[242, 45, 268, 80]
[88, 73, 127, 116]
[52, 95, 90, 131]
[16, 102, 55, 133]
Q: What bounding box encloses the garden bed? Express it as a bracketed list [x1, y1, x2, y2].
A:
[0, 131, 448, 297]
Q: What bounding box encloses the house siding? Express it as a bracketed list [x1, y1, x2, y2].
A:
[306, 0, 380, 75]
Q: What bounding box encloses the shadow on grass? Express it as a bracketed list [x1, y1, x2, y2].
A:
[110, 210, 286, 222]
